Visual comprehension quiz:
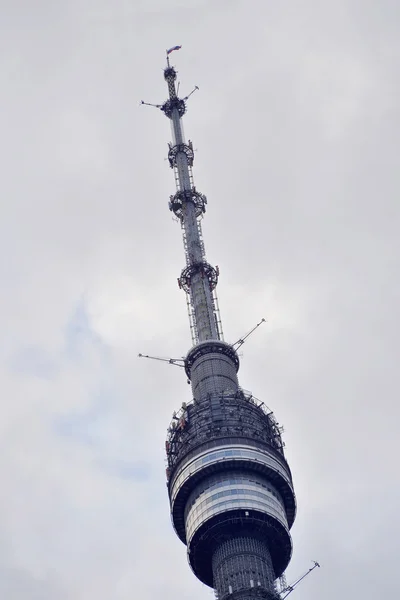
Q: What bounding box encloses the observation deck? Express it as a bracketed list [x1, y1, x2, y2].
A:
[166, 384, 296, 587]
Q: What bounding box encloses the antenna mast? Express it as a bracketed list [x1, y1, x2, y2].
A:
[162, 48, 223, 344]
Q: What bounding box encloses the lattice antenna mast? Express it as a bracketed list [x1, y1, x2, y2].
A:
[161, 49, 223, 344]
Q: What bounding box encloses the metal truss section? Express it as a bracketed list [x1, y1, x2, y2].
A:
[168, 141, 194, 168]
[164, 66, 177, 98]
[213, 289, 224, 341]
[169, 188, 207, 220]
[196, 216, 206, 258]
[277, 573, 287, 595]
[185, 292, 199, 345]
[162, 96, 186, 118]
[178, 261, 218, 293]
[181, 224, 190, 267]
[164, 66, 177, 82]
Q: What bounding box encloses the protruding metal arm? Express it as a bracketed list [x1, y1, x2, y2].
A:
[138, 353, 185, 368]
[140, 100, 163, 109]
[183, 85, 199, 101]
[281, 561, 320, 598]
[233, 318, 266, 349]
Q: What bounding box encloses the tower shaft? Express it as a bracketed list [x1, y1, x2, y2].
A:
[147, 50, 297, 600]
[213, 537, 277, 600]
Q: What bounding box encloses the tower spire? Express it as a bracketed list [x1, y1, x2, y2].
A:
[161, 58, 222, 344]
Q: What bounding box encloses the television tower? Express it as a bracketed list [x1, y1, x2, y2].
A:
[144, 48, 297, 600]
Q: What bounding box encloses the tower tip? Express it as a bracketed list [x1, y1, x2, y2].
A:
[166, 45, 182, 66]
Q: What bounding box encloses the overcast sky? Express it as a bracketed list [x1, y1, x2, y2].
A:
[1, 1, 399, 598]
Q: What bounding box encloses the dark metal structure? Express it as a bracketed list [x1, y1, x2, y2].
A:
[145, 48, 297, 600]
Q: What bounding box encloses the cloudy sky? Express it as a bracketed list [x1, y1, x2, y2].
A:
[1, 1, 399, 598]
